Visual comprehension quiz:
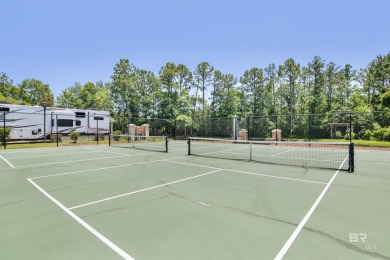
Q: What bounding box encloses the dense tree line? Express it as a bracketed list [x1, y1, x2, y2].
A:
[1, 53, 389, 140]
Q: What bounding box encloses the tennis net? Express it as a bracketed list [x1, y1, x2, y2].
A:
[188, 137, 354, 172]
[109, 135, 168, 152]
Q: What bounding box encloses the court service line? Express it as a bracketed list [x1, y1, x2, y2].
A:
[82, 147, 145, 156]
[166, 160, 326, 185]
[0, 155, 15, 168]
[69, 169, 223, 210]
[165, 160, 222, 170]
[16, 152, 157, 168]
[224, 169, 327, 185]
[271, 149, 295, 156]
[27, 178, 134, 260]
[274, 155, 349, 260]
[30, 156, 187, 180]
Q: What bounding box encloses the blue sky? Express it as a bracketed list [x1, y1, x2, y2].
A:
[0, 0, 389, 97]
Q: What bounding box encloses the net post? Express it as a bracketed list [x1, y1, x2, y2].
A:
[108, 133, 111, 146]
[3, 112, 6, 149]
[165, 136, 168, 153]
[348, 142, 354, 173]
[188, 138, 191, 155]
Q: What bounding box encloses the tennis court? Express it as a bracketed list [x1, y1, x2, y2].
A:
[0, 138, 389, 259]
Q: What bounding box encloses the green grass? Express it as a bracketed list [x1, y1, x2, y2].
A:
[0, 140, 109, 150]
[318, 139, 390, 148]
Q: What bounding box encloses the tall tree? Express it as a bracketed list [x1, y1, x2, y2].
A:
[110, 59, 138, 118]
[136, 70, 159, 118]
[56, 81, 110, 110]
[279, 58, 300, 135]
[264, 64, 278, 115]
[159, 62, 179, 119]
[324, 62, 339, 111]
[308, 56, 326, 114]
[194, 62, 214, 117]
[363, 52, 390, 108]
[19, 79, 54, 106]
[240, 67, 267, 116]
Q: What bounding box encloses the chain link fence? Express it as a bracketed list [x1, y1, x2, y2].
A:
[2, 110, 389, 149]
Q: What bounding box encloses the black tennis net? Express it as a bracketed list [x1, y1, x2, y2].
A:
[188, 137, 354, 172]
[109, 135, 168, 152]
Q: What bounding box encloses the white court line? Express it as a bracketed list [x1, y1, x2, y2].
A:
[5, 150, 104, 160]
[0, 146, 89, 154]
[30, 156, 187, 180]
[16, 152, 157, 168]
[274, 155, 349, 260]
[169, 147, 188, 151]
[165, 160, 221, 170]
[166, 160, 326, 185]
[224, 169, 327, 185]
[82, 146, 152, 157]
[27, 178, 133, 260]
[0, 155, 15, 168]
[271, 149, 295, 156]
[69, 169, 223, 210]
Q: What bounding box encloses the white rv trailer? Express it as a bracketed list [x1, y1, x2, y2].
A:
[0, 103, 110, 140]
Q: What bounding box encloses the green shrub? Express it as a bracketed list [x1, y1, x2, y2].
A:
[113, 130, 121, 141]
[344, 132, 356, 140]
[335, 131, 342, 139]
[0, 127, 11, 145]
[362, 129, 373, 140]
[69, 131, 80, 143]
[372, 127, 390, 141]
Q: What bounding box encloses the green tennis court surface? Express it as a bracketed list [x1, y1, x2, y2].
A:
[0, 141, 389, 259]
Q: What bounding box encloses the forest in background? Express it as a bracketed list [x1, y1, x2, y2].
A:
[1, 52, 389, 141]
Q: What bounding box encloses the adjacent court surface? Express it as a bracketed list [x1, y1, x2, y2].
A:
[0, 141, 389, 259]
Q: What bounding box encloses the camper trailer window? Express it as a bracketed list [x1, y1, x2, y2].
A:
[75, 112, 86, 118]
[57, 119, 73, 127]
[94, 117, 104, 120]
[0, 107, 10, 112]
[76, 120, 81, 126]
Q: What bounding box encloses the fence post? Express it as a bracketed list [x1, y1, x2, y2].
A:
[174, 119, 177, 139]
[275, 115, 278, 142]
[187, 138, 191, 155]
[97, 118, 99, 145]
[3, 112, 6, 149]
[246, 116, 250, 140]
[211, 118, 214, 139]
[308, 114, 311, 142]
[56, 115, 59, 147]
[349, 111, 352, 143]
